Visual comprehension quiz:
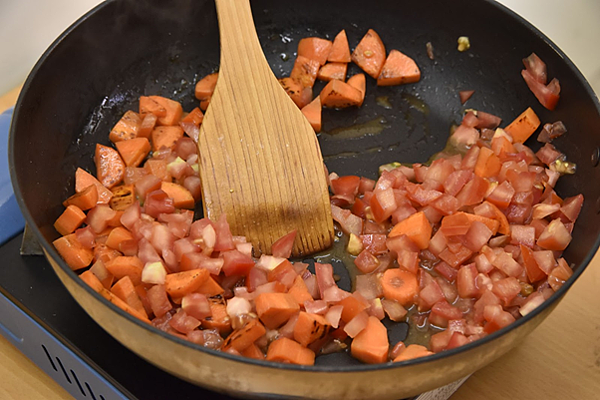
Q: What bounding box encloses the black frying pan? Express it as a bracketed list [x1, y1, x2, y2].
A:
[9, 0, 600, 398]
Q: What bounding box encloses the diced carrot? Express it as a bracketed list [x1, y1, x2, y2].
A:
[195, 73, 218, 101]
[110, 276, 148, 318]
[63, 184, 98, 211]
[327, 30, 351, 63]
[290, 55, 320, 88]
[474, 146, 502, 178]
[151, 126, 184, 151]
[148, 96, 183, 126]
[255, 292, 300, 329]
[347, 73, 366, 107]
[80, 270, 104, 293]
[134, 284, 154, 317]
[377, 49, 421, 86]
[266, 337, 315, 365]
[240, 343, 265, 360]
[504, 107, 540, 143]
[288, 275, 314, 306]
[139, 96, 167, 118]
[317, 63, 347, 82]
[279, 77, 312, 109]
[107, 210, 124, 228]
[100, 288, 150, 323]
[339, 295, 369, 323]
[109, 110, 141, 143]
[115, 137, 151, 167]
[297, 37, 333, 66]
[105, 256, 144, 285]
[201, 300, 231, 334]
[222, 319, 266, 352]
[293, 311, 331, 347]
[138, 113, 157, 139]
[478, 201, 510, 235]
[301, 96, 322, 133]
[200, 98, 211, 111]
[95, 144, 125, 189]
[75, 168, 113, 205]
[520, 244, 547, 282]
[165, 269, 210, 298]
[350, 316, 389, 364]
[380, 268, 419, 307]
[105, 226, 134, 251]
[160, 181, 195, 209]
[109, 185, 136, 211]
[393, 344, 433, 362]
[181, 107, 204, 125]
[145, 158, 171, 181]
[320, 79, 363, 108]
[352, 29, 386, 79]
[53, 234, 94, 271]
[54, 205, 86, 236]
[460, 212, 500, 235]
[388, 211, 432, 249]
[195, 275, 225, 297]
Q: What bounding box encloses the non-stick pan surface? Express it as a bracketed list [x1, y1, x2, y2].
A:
[9, 0, 600, 398]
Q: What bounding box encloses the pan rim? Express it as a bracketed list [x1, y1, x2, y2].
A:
[8, 0, 600, 375]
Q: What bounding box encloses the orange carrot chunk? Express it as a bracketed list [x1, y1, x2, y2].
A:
[105, 226, 134, 251]
[116, 137, 151, 167]
[75, 168, 113, 204]
[161, 181, 195, 209]
[297, 37, 333, 66]
[279, 77, 312, 109]
[474, 146, 502, 178]
[380, 268, 419, 307]
[388, 211, 432, 249]
[139, 96, 167, 118]
[181, 107, 204, 125]
[287, 275, 314, 306]
[377, 49, 421, 86]
[164, 269, 210, 298]
[266, 337, 315, 365]
[350, 316, 389, 364]
[320, 79, 363, 109]
[95, 144, 126, 189]
[393, 344, 433, 362]
[255, 292, 300, 329]
[240, 343, 265, 360]
[293, 311, 331, 347]
[222, 319, 267, 352]
[80, 270, 105, 293]
[138, 113, 158, 139]
[504, 107, 541, 144]
[201, 301, 232, 335]
[352, 29, 386, 79]
[101, 288, 151, 323]
[290, 55, 321, 88]
[346, 73, 366, 107]
[148, 96, 183, 126]
[53, 234, 94, 271]
[63, 184, 98, 210]
[109, 110, 141, 143]
[54, 205, 86, 236]
[109, 185, 136, 211]
[151, 126, 184, 152]
[195, 73, 218, 101]
[195, 276, 225, 297]
[317, 63, 348, 82]
[111, 276, 148, 318]
[105, 256, 144, 286]
[301, 96, 322, 133]
[327, 30, 351, 63]
[145, 158, 171, 181]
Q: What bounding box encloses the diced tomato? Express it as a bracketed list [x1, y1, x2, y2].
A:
[370, 188, 398, 222]
[559, 194, 583, 222]
[443, 170, 473, 197]
[492, 277, 521, 306]
[214, 214, 235, 252]
[331, 204, 363, 236]
[483, 304, 516, 334]
[331, 175, 361, 197]
[147, 284, 172, 318]
[144, 190, 175, 219]
[429, 301, 463, 328]
[429, 329, 452, 353]
[521, 69, 560, 111]
[510, 225, 535, 248]
[486, 181, 515, 209]
[520, 245, 546, 282]
[221, 250, 255, 277]
[271, 230, 297, 258]
[417, 280, 446, 312]
[456, 176, 488, 207]
[439, 244, 472, 268]
[463, 221, 493, 252]
[169, 309, 201, 334]
[491, 251, 523, 277]
[522, 53, 547, 84]
[537, 219, 572, 250]
[456, 263, 479, 298]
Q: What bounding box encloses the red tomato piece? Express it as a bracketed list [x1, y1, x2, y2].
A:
[221, 250, 255, 277]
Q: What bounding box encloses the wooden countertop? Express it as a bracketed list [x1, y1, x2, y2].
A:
[1, 87, 599, 400]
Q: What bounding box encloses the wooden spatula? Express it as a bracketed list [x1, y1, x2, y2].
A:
[198, 0, 334, 257]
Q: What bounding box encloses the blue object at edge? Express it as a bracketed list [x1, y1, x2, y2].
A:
[0, 108, 26, 246]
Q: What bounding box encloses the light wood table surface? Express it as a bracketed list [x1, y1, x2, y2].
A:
[1, 87, 599, 400]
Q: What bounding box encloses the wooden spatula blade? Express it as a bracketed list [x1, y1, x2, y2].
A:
[198, 0, 334, 256]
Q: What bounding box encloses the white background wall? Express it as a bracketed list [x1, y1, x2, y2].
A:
[0, 0, 599, 95]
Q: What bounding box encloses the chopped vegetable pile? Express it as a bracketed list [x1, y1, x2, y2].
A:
[52, 28, 581, 366]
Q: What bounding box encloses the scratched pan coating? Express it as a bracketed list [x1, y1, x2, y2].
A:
[9, 0, 600, 398]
